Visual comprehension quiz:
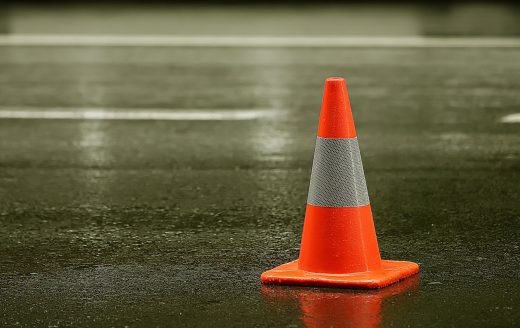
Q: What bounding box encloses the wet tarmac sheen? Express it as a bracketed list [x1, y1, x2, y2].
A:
[0, 46, 519, 327]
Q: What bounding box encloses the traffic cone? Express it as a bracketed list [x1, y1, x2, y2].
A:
[261, 77, 419, 289]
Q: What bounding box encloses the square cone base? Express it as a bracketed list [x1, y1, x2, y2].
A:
[261, 260, 419, 289]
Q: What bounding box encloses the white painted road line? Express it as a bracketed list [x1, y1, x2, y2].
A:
[500, 113, 520, 123]
[0, 35, 519, 48]
[0, 108, 275, 121]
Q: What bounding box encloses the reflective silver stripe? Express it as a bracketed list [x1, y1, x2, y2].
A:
[307, 137, 370, 208]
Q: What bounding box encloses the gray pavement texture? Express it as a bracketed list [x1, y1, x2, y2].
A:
[0, 45, 519, 327]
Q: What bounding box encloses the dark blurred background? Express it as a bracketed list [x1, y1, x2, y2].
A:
[1, 1, 519, 36]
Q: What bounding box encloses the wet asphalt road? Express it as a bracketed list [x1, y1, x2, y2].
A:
[0, 46, 519, 327]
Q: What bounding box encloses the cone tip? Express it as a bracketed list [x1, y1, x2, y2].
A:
[325, 77, 345, 83]
[325, 77, 346, 89]
[318, 76, 356, 138]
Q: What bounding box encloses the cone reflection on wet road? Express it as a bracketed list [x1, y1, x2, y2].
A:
[262, 274, 419, 328]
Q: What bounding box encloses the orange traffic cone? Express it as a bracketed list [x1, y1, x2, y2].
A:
[261, 77, 419, 289]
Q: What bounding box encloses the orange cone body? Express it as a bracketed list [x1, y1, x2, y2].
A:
[261, 77, 419, 288]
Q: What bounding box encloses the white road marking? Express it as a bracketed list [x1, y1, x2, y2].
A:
[0, 107, 274, 121]
[0, 34, 519, 48]
[500, 113, 520, 123]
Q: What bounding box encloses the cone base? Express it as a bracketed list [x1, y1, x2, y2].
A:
[261, 259, 419, 289]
